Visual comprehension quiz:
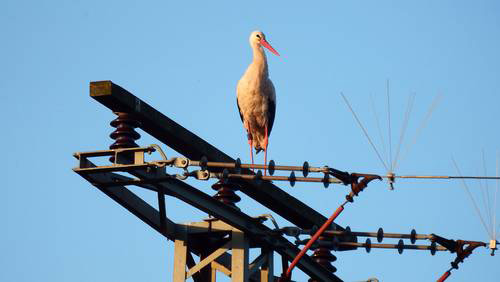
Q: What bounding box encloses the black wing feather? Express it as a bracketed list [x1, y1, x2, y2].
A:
[236, 97, 244, 123]
[267, 97, 276, 136]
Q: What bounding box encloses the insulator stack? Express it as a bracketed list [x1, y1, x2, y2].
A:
[308, 235, 337, 281]
[109, 112, 141, 162]
[211, 181, 241, 209]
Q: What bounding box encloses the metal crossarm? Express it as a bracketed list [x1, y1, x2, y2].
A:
[89, 80, 349, 232]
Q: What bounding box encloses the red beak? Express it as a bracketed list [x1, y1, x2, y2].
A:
[260, 39, 280, 56]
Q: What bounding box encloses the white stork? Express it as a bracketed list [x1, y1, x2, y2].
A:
[236, 30, 279, 174]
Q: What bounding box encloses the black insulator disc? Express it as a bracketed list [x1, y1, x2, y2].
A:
[200, 156, 208, 171]
[331, 237, 339, 251]
[222, 168, 229, 179]
[268, 160, 275, 176]
[410, 229, 417, 244]
[255, 170, 263, 186]
[377, 228, 384, 243]
[397, 239, 404, 254]
[365, 238, 371, 253]
[345, 226, 352, 236]
[289, 171, 296, 187]
[310, 225, 318, 235]
[345, 194, 354, 203]
[302, 161, 309, 177]
[323, 173, 330, 188]
[430, 242, 437, 256]
[235, 158, 241, 174]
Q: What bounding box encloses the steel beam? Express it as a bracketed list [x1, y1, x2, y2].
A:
[155, 177, 341, 281]
[75, 168, 176, 239]
[85, 167, 341, 281]
[75, 161, 341, 281]
[75, 167, 229, 266]
[89, 80, 347, 233]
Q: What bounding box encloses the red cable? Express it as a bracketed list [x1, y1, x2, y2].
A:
[284, 204, 345, 279]
[437, 270, 451, 282]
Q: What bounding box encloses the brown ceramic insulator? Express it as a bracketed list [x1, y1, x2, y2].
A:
[308, 236, 337, 281]
[211, 181, 241, 209]
[109, 112, 141, 162]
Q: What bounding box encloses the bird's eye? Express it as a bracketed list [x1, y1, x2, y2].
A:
[256, 34, 261, 39]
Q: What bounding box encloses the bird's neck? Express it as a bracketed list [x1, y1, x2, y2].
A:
[250, 45, 269, 77]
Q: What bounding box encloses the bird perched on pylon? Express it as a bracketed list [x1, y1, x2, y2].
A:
[236, 30, 280, 174]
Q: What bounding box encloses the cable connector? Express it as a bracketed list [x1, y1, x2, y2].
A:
[346, 173, 382, 203]
[432, 234, 486, 281]
[490, 239, 497, 256]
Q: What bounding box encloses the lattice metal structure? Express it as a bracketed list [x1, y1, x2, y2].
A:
[73, 81, 489, 281]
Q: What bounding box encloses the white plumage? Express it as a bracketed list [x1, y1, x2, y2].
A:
[236, 30, 279, 171]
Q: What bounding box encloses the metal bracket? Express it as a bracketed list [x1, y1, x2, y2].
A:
[346, 173, 382, 202]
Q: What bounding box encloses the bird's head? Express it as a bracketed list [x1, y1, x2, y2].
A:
[249, 30, 280, 56]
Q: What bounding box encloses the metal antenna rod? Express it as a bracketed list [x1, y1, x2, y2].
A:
[370, 93, 388, 164]
[341, 92, 389, 171]
[494, 151, 499, 240]
[397, 93, 442, 170]
[452, 158, 494, 239]
[392, 92, 416, 170]
[386, 79, 393, 173]
[381, 175, 500, 180]
[482, 149, 493, 236]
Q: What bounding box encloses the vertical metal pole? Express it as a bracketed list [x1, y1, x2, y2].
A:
[211, 267, 217, 282]
[260, 249, 274, 282]
[173, 226, 188, 282]
[198, 249, 215, 281]
[231, 229, 249, 282]
[157, 187, 167, 234]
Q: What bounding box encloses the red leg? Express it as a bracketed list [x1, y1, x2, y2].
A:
[245, 120, 254, 172]
[264, 125, 269, 176]
[249, 137, 254, 173]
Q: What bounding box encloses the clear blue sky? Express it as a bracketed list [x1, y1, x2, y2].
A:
[3, 0, 500, 281]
